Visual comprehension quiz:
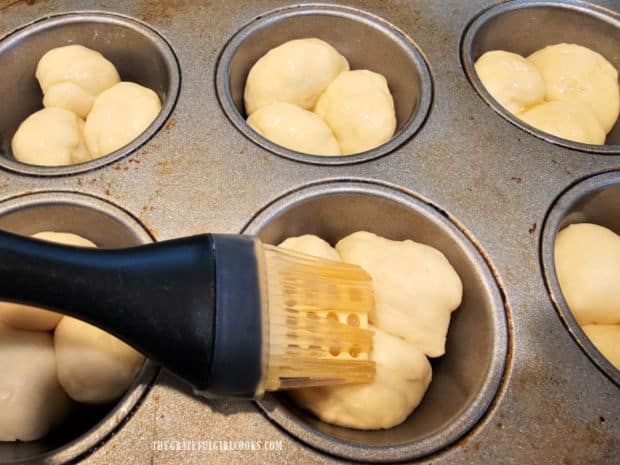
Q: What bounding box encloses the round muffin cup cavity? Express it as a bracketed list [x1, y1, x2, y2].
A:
[243, 180, 508, 462]
[461, 0, 620, 154]
[216, 4, 433, 165]
[0, 12, 180, 176]
[0, 192, 158, 465]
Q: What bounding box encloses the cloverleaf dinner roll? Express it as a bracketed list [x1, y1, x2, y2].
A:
[581, 324, 620, 370]
[84, 82, 161, 158]
[554, 223, 620, 325]
[0, 232, 95, 331]
[36, 44, 120, 118]
[519, 100, 606, 145]
[0, 324, 72, 441]
[244, 38, 349, 115]
[336, 231, 462, 357]
[528, 43, 620, 133]
[291, 327, 432, 430]
[55, 316, 144, 404]
[314, 70, 397, 155]
[474, 50, 545, 115]
[278, 234, 433, 430]
[11, 108, 90, 166]
[247, 103, 341, 156]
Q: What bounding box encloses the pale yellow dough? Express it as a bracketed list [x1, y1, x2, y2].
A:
[55, 316, 144, 404]
[474, 50, 545, 115]
[314, 70, 396, 155]
[279, 234, 435, 430]
[519, 100, 606, 145]
[554, 223, 620, 325]
[581, 324, 620, 370]
[244, 38, 349, 115]
[36, 45, 120, 118]
[528, 43, 619, 133]
[0, 323, 71, 441]
[336, 231, 462, 357]
[0, 232, 95, 331]
[84, 82, 161, 158]
[247, 103, 341, 156]
[11, 108, 90, 166]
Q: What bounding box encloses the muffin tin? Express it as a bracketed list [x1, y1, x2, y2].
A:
[0, 1, 618, 465]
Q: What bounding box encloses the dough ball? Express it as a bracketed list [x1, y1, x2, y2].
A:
[336, 231, 462, 357]
[0, 232, 95, 331]
[54, 316, 144, 404]
[581, 324, 620, 370]
[314, 70, 396, 155]
[36, 44, 120, 116]
[244, 38, 349, 115]
[84, 82, 161, 158]
[11, 108, 90, 166]
[0, 324, 71, 441]
[528, 43, 619, 133]
[474, 50, 546, 115]
[519, 100, 606, 145]
[247, 103, 340, 156]
[278, 234, 340, 261]
[43, 81, 96, 119]
[291, 327, 432, 430]
[554, 223, 620, 325]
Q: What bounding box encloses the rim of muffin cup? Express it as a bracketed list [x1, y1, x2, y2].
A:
[541, 171, 620, 386]
[216, 4, 434, 165]
[461, 0, 620, 154]
[242, 180, 509, 462]
[0, 12, 180, 177]
[0, 191, 158, 465]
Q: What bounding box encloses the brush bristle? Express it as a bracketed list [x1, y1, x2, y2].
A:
[261, 244, 376, 391]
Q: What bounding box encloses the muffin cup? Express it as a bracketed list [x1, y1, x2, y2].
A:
[0, 192, 158, 464]
[0, 12, 180, 176]
[461, 0, 620, 154]
[541, 171, 620, 385]
[216, 4, 433, 165]
[243, 180, 508, 462]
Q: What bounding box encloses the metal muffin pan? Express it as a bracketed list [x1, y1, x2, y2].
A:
[461, 0, 620, 154]
[216, 3, 432, 165]
[0, 192, 157, 465]
[0, 12, 180, 176]
[0, 0, 618, 464]
[243, 180, 507, 462]
[542, 171, 620, 385]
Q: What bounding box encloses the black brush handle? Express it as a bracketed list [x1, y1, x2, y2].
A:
[0, 230, 264, 397]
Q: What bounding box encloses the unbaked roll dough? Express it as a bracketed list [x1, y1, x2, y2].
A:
[581, 324, 620, 370]
[291, 326, 432, 430]
[247, 103, 341, 156]
[244, 38, 349, 115]
[519, 101, 606, 145]
[527, 43, 619, 133]
[11, 108, 90, 166]
[0, 323, 71, 441]
[36, 45, 120, 118]
[84, 82, 161, 158]
[314, 70, 396, 155]
[474, 50, 545, 115]
[0, 232, 96, 331]
[54, 316, 144, 404]
[336, 231, 462, 357]
[278, 235, 432, 430]
[554, 223, 620, 325]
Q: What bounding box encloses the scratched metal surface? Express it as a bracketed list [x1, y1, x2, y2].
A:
[0, 0, 618, 464]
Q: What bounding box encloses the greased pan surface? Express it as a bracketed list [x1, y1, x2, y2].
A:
[0, 1, 618, 464]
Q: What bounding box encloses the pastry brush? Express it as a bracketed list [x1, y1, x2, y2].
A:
[0, 230, 375, 398]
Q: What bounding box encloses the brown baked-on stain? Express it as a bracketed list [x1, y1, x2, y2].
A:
[137, 0, 190, 24]
[528, 223, 537, 234]
[165, 118, 176, 131]
[511, 176, 523, 184]
[0, 0, 43, 11]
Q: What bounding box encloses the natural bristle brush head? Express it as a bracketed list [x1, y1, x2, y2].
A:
[259, 244, 376, 393]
